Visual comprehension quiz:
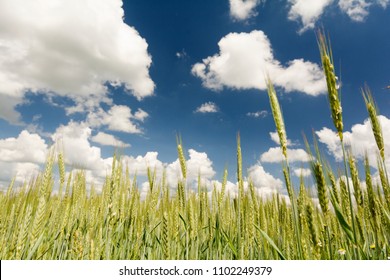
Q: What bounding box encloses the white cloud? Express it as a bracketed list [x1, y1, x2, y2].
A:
[338, 0, 390, 22]
[287, 0, 334, 32]
[186, 149, 216, 179]
[0, 162, 41, 187]
[192, 30, 326, 96]
[261, 147, 311, 163]
[0, 122, 113, 188]
[165, 149, 216, 187]
[0, 0, 154, 123]
[195, 102, 219, 113]
[269, 131, 293, 146]
[51, 121, 110, 175]
[0, 127, 284, 201]
[229, 0, 262, 21]
[316, 115, 390, 167]
[379, 0, 390, 8]
[207, 163, 283, 199]
[287, 0, 389, 32]
[293, 167, 312, 177]
[0, 130, 48, 163]
[209, 179, 239, 196]
[120, 148, 217, 191]
[176, 50, 188, 59]
[248, 164, 284, 196]
[260, 130, 308, 163]
[87, 105, 146, 134]
[0, 121, 218, 190]
[91, 132, 130, 148]
[315, 127, 343, 161]
[247, 110, 268, 118]
[0, 130, 48, 188]
[0, 95, 23, 125]
[134, 109, 149, 122]
[123, 152, 165, 177]
[339, 0, 370, 21]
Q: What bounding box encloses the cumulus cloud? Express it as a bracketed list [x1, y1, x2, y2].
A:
[195, 102, 219, 113]
[379, 0, 390, 8]
[0, 122, 114, 188]
[0, 131, 48, 187]
[248, 164, 284, 196]
[207, 163, 283, 199]
[209, 179, 238, 196]
[0, 124, 285, 200]
[0, 162, 41, 187]
[186, 149, 216, 179]
[91, 132, 130, 148]
[123, 152, 165, 177]
[315, 127, 343, 161]
[288, 0, 334, 32]
[192, 30, 326, 96]
[339, 0, 370, 21]
[269, 131, 293, 146]
[288, 0, 389, 32]
[261, 147, 311, 163]
[0, 120, 219, 190]
[260, 130, 309, 163]
[229, 0, 262, 21]
[134, 109, 149, 122]
[316, 115, 390, 167]
[50, 122, 123, 188]
[117, 148, 217, 192]
[87, 105, 147, 134]
[293, 167, 312, 177]
[247, 110, 268, 118]
[52, 122, 109, 173]
[0, 0, 154, 123]
[339, 0, 390, 22]
[0, 130, 48, 164]
[165, 149, 216, 187]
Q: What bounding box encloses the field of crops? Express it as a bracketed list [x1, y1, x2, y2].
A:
[1, 30, 389, 260]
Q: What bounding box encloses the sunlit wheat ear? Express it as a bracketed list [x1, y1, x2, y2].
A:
[283, 167, 293, 201]
[312, 134, 330, 218]
[16, 205, 32, 259]
[329, 169, 341, 204]
[364, 154, 377, 225]
[377, 158, 390, 208]
[176, 135, 187, 180]
[362, 86, 385, 161]
[348, 153, 363, 209]
[305, 200, 318, 247]
[313, 161, 329, 218]
[57, 152, 66, 195]
[266, 76, 288, 159]
[317, 29, 343, 141]
[236, 132, 244, 197]
[219, 168, 228, 209]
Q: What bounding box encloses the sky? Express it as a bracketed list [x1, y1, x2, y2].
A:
[0, 0, 390, 196]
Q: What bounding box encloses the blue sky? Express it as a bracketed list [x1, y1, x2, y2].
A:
[0, 0, 390, 195]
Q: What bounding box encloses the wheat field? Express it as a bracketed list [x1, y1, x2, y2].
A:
[0, 30, 389, 260]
